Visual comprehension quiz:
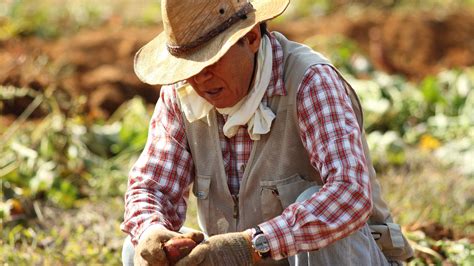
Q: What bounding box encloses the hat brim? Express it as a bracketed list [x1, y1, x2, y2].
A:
[134, 0, 290, 85]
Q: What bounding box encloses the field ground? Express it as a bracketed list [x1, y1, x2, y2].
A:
[1, 3, 473, 265]
[2, 150, 472, 265]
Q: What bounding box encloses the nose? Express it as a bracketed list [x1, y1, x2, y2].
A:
[193, 67, 213, 84]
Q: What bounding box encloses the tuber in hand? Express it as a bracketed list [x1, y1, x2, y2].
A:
[164, 236, 202, 264]
[134, 229, 204, 266]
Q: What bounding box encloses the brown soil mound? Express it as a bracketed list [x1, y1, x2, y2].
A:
[272, 8, 474, 79]
[1, 25, 162, 120]
[1, 9, 473, 119]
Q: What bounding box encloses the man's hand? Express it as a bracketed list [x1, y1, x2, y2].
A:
[134, 227, 204, 266]
[175, 232, 257, 266]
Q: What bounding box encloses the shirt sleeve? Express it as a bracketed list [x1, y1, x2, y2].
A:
[120, 85, 195, 245]
[258, 64, 372, 260]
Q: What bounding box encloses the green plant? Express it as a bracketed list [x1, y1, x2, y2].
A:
[346, 68, 474, 176]
[0, 0, 161, 39]
[1, 86, 150, 219]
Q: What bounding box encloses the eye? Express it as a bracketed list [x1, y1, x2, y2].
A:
[219, 8, 225, 15]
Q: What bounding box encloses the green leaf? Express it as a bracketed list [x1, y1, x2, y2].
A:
[421, 76, 444, 105]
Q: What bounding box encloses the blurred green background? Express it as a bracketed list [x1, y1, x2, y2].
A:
[1, 0, 473, 265]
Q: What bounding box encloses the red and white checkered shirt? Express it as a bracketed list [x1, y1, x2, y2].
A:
[121, 33, 372, 260]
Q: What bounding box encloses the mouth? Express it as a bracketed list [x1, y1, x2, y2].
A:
[204, 87, 223, 97]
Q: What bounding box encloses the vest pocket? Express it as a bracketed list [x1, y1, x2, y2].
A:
[260, 174, 317, 220]
[369, 223, 411, 259]
[260, 184, 284, 221]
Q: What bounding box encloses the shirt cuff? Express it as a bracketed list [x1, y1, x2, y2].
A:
[259, 215, 297, 260]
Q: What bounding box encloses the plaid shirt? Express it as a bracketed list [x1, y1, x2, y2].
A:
[121, 33, 372, 260]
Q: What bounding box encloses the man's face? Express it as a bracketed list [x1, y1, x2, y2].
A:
[186, 29, 260, 109]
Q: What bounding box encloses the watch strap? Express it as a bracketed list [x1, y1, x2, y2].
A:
[253, 226, 271, 258]
[254, 226, 264, 236]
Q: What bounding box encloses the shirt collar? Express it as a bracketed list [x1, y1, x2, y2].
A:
[265, 32, 287, 98]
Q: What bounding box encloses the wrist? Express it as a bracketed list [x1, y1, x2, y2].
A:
[248, 226, 272, 261]
[244, 230, 262, 263]
[139, 224, 168, 242]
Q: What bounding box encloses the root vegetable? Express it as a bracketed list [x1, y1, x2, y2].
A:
[164, 237, 198, 264]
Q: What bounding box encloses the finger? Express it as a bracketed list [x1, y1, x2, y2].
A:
[134, 253, 149, 266]
[140, 245, 168, 265]
[175, 243, 209, 266]
[145, 227, 180, 243]
[139, 234, 170, 265]
[159, 230, 181, 242]
[182, 231, 205, 244]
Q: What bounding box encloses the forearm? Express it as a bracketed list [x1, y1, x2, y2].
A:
[121, 150, 194, 245]
[121, 85, 195, 245]
[260, 126, 373, 259]
[259, 173, 372, 260]
[122, 182, 189, 245]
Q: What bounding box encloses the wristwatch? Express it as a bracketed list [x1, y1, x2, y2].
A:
[251, 226, 271, 258]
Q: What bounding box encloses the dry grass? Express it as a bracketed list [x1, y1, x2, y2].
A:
[378, 149, 473, 237]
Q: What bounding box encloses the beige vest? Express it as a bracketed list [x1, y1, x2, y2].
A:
[182, 32, 413, 262]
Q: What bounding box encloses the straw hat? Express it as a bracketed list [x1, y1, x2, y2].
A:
[134, 0, 290, 85]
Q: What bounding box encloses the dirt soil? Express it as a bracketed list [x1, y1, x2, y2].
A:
[1, 8, 473, 119]
[275, 8, 474, 78]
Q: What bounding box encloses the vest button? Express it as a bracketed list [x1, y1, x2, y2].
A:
[196, 191, 206, 199]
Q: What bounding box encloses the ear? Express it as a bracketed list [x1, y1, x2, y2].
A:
[244, 24, 262, 53]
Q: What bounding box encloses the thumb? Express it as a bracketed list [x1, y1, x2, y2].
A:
[175, 242, 209, 266]
[182, 231, 205, 244]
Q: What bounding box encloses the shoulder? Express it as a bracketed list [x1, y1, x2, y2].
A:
[160, 83, 181, 99]
[159, 82, 185, 106]
[299, 64, 345, 92]
[151, 83, 186, 119]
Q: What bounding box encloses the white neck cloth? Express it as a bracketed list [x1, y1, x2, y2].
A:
[176, 35, 275, 140]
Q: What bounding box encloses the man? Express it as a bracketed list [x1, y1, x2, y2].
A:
[121, 0, 414, 265]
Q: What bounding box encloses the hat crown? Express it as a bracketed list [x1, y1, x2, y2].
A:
[162, 0, 250, 47]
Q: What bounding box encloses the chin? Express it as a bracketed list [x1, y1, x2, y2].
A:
[212, 101, 232, 109]
[214, 103, 228, 109]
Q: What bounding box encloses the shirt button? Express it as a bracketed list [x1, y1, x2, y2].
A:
[240, 164, 245, 172]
